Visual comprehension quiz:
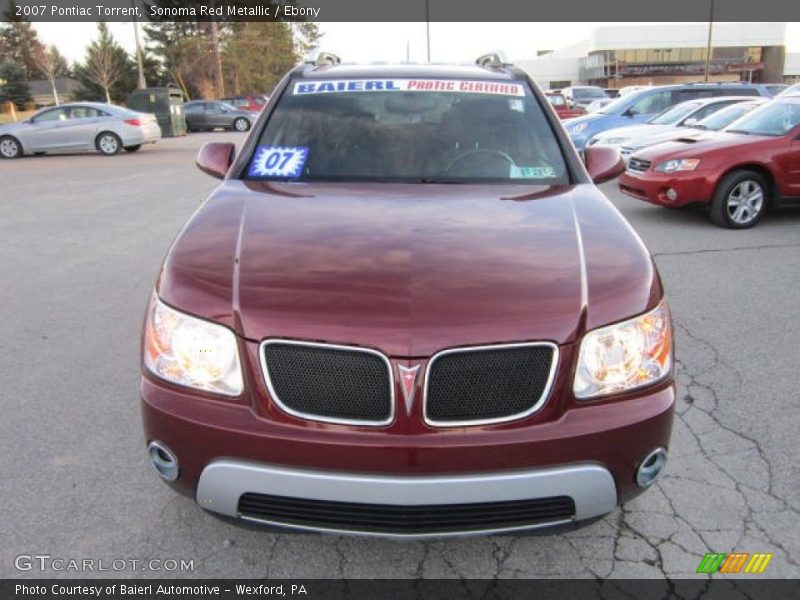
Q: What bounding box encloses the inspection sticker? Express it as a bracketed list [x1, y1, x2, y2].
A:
[510, 165, 557, 178]
[293, 79, 525, 97]
[248, 146, 309, 178]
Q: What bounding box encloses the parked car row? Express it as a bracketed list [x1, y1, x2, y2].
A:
[618, 94, 800, 229]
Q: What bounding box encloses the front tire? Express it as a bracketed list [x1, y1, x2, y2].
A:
[124, 145, 142, 153]
[96, 132, 122, 156]
[0, 136, 22, 159]
[710, 170, 768, 229]
[233, 118, 250, 132]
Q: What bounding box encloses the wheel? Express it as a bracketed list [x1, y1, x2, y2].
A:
[124, 145, 142, 153]
[95, 132, 122, 156]
[709, 170, 768, 229]
[0, 136, 22, 159]
[233, 117, 250, 132]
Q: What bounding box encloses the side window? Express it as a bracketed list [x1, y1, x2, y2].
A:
[692, 101, 736, 121]
[69, 107, 101, 119]
[718, 87, 759, 97]
[630, 90, 674, 116]
[204, 102, 220, 113]
[676, 89, 714, 102]
[32, 108, 68, 122]
[184, 103, 201, 114]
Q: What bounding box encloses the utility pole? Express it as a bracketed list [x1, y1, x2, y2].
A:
[703, 0, 715, 82]
[132, 1, 146, 90]
[425, 0, 431, 62]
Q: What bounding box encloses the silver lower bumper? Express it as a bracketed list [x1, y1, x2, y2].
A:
[196, 460, 617, 539]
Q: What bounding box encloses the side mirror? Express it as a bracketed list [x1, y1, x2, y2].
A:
[622, 107, 637, 118]
[196, 142, 235, 179]
[584, 146, 625, 184]
[683, 118, 698, 126]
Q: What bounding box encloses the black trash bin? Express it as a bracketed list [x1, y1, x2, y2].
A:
[126, 86, 187, 137]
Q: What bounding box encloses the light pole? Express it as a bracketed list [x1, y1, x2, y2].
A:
[425, 0, 431, 62]
[703, 0, 715, 82]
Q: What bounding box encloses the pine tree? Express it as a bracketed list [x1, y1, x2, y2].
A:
[73, 23, 135, 103]
[0, 62, 33, 109]
[0, 3, 47, 79]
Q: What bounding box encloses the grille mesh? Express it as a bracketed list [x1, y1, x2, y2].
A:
[426, 345, 555, 423]
[264, 342, 392, 423]
[627, 157, 651, 172]
[238, 493, 575, 534]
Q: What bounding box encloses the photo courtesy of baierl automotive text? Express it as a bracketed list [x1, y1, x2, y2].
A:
[0, 0, 799, 596]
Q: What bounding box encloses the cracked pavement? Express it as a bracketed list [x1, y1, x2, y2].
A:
[1, 133, 798, 579]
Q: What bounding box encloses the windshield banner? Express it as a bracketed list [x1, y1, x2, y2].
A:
[293, 79, 526, 97]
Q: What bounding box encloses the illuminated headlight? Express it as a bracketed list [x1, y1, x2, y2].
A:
[654, 159, 700, 173]
[574, 301, 672, 399]
[569, 122, 588, 135]
[143, 294, 243, 396]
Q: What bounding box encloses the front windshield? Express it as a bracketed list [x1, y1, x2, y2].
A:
[574, 88, 607, 99]
[246, 78, 569, 183]
[598, 93, 638, 115]
[725, 101, 800, 136]
[694, 103, 756, 131]
[648, 102, 700, 125]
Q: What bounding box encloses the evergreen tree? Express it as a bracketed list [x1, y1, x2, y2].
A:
[0, 2, 47, 79]
[0, 62, 33, 109]
[73, 23, 135, 103]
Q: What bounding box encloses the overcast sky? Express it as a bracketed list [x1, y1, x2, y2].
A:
[34, 21, 800, 65]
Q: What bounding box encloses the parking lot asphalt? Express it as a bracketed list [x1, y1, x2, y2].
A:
[1, 132, 798, 579]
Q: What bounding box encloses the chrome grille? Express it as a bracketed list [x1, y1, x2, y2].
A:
[627, 157, 651, 172]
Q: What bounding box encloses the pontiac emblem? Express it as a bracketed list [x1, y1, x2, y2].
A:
[397, 364, 421, 415]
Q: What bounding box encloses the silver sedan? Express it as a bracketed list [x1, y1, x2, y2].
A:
[0, 102, 161, 158]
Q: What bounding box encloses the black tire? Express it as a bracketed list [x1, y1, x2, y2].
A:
[0, 136, 22, 159]
[95, 132, 122, 156]
[124, 145, 142, 153]
[233, 117, 250, 132]
[709, 170, 769, 229]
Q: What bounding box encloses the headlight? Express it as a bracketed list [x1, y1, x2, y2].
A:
[604, 137, 630, 145]
[654, 158, 700, 173]
[569, 122, 588, 135]
[574, 301, 672, 399]
[143, 294, 243, 396]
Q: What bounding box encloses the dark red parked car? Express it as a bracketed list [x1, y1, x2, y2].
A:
[220, 94, 270, 112]
[619, 96, 800, 228]
[141, 53, 675, 537]
[545, 91, 587, 120]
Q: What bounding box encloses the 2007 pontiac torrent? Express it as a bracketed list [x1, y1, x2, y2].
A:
[141, 52, 675, 538]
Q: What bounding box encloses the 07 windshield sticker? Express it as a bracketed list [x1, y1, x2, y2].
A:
[293, 79, 525, 97]
[509, 165, 557, 179]
[248, 146, 309, 178]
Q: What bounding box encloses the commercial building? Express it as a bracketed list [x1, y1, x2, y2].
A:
[519, 23, 793, 90]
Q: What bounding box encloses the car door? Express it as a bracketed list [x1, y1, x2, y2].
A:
[784, 123, 800, 197]
[205, 102, 228, 128]
[184, 103, 203, 129]
[21, 107, 71, 151]
[61, 106, 104, 149]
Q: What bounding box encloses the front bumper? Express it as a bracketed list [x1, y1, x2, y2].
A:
[142, 365, 675, 536]
[619, 169, 716, 207]
[196, 461, 616, 538]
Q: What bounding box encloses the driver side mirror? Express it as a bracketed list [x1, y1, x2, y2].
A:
[683, 118, 698, 126]
[622, 107, 638, 117]
[196, 142, 235, 179]
[584, 146, 625, 184]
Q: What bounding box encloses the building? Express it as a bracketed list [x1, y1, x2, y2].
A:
[28, 77, 79, 107]
[518, 23, 791, 90]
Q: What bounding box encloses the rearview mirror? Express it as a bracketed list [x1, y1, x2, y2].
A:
[196, 142, 235, 179]
[584, 146, 625, 184]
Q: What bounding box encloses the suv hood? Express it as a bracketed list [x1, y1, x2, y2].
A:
[632, 131, 762, 161]
[158, 181, 657, 356]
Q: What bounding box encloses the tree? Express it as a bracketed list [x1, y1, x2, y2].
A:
[0, 3, 46, 79]
[222, 22, 298, 95]
[74, 23, 131, 103]
[32, 45, 69, 105]
[0, 62, 33, 109]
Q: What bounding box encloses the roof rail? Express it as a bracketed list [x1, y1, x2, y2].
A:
[304, 48, 341, 67]
[476, 51, 511, 69]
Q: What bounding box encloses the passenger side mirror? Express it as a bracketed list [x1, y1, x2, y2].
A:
[584, 146, 625, 184]
[683, 118, 698, 126]
[196, 142, 235, 179]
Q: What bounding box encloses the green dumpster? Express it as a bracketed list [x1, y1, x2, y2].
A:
[126, 86, 187, 137]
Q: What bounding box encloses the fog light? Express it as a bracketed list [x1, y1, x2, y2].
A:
[665, 188, 678, 202]
[636, 447, 667, 487]
[148, 441, 179, 481]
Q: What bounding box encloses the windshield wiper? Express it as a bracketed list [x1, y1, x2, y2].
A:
[726, 129, 754, 135]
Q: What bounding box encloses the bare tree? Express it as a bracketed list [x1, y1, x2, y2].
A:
[32, 45, 62, 105]
[83, 23, 125, 103]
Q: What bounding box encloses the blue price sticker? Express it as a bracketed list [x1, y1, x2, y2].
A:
[248, 146, 309, 178]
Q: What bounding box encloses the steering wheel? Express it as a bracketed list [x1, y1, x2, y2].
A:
[443, 148, 516, 176]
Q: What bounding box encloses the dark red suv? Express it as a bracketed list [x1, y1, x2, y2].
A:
[141, 52, 675, 538]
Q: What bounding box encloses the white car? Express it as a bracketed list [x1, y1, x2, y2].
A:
[586, 96, 758, 162]
[0, 102, 161, 159]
